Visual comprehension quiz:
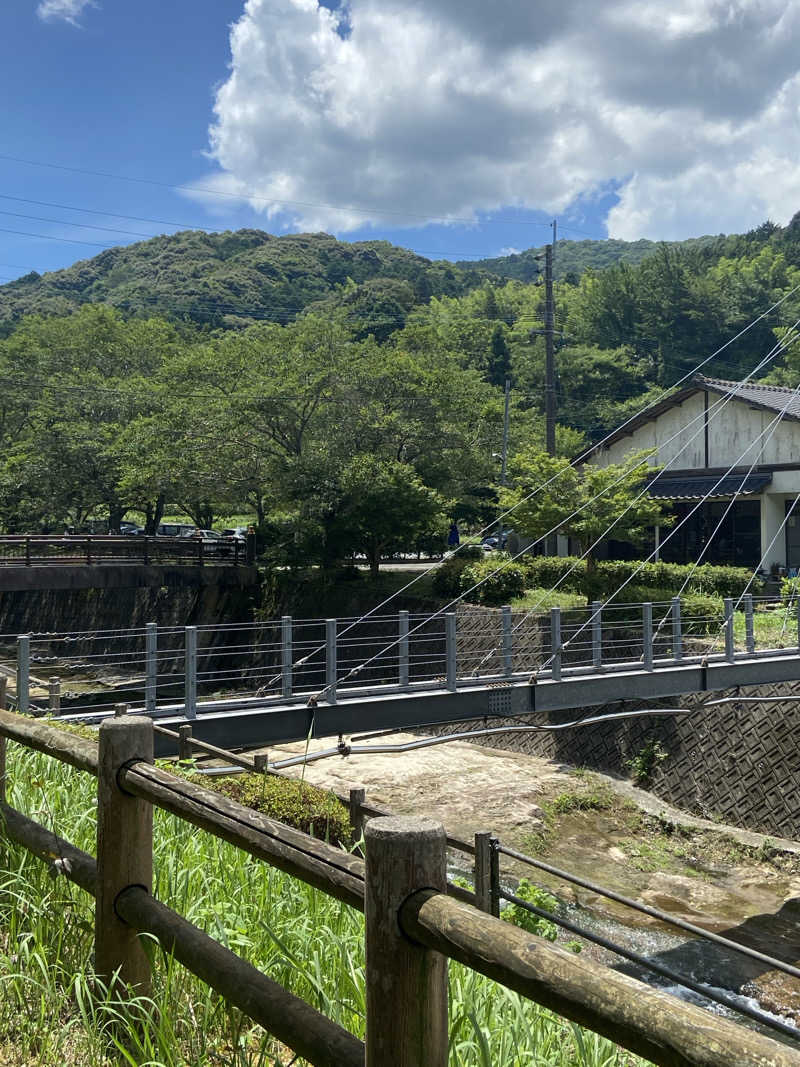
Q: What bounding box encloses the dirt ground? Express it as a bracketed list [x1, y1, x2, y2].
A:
[265, 731, 800, 1018]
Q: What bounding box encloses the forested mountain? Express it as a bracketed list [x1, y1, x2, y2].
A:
[458, 237, 707, 282]
[0, 229, 485, 335]
[2, 214, 800, 548]
[457, 228, 787, 283]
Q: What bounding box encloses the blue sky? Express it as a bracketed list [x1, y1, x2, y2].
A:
[1, 0, 798, 284]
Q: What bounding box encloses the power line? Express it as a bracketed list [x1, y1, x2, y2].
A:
[0, 152, 565, 230]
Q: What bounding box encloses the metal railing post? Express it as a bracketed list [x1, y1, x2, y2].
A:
[24, 537, 31, 566]
[445, 612, 457, 691]
[86, 536, 92, 566]
[744, 593, 755, 654]
[642, 602, 653, 671]
[349, 787, 366, 852]
[501, 605, 513, 676]
[550, 607, 561, 680]
[48, 677, 60, 714]
[724, 598, 735, 662]
[281, 616, 293, 699]
[399, 610, 410, 688]
[184, 626, 197, 720]
[489, 834, 501, 918]
[591, 601, 602, 669]
[671, 597, 682, 662]
[326, 618, 337, 704]
[16, 635, 29, 715]
[145, 622, 157, 714]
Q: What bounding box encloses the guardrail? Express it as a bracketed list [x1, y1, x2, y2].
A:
[0, 534, 245, 567]
[1, 704, 798, 1065]
[15, 595, 800, 723]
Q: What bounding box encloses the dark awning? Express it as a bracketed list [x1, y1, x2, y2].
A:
[647, 472, 772, 500]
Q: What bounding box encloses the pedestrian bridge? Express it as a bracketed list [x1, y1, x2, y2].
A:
[12, 593, 794, 753]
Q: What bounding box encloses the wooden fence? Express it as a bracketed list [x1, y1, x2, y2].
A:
[0, 704, 798, 1066]
[0, 534, 245, 567]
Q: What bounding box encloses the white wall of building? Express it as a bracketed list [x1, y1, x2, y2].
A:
[595, 390, 800, 470]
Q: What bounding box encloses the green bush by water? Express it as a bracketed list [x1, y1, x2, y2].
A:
[0, 739, 650, 1066]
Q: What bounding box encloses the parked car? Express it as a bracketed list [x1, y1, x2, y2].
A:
[192, 529, 226, 555]
[156, 523, 197, 538]
[482, 529, 510, 551]
[119, 521, 143, 536]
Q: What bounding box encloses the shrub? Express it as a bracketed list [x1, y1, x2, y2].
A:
[460, 555, 527, 605]
[513, 556, 760, 603]
[677, 592, 724, 635]
[431, 544, 484, 598]
[520, 555, 588, 593]
[781, 576, 800, 607]
[502, 879, 559, 940]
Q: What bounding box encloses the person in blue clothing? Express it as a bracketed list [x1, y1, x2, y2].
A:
[447, 521, 460, 548]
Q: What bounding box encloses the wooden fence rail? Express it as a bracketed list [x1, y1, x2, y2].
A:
[0, 708, 798, 1067]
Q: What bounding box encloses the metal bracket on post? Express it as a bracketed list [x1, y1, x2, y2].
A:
[145, 622, 157, 715]
[724, 598, 735, 662]
[501, 606, 513, 677]
[672, 597, 682, 662]
[550, 607, 561, 680]
[16, 635, 29, 716]
[48, 677, 61, 714]
[445, 613, 457, 691]
[642, 602, 653, 671]
[399, 611, 410, 688]
[591, 601, 602, 669]
[326, 618, 337, 705]
[184, 625, 197, 720]
[744, 593, 755, 654]
[281, 616, 292, 699]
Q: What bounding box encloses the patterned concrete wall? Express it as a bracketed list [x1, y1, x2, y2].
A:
[447, 605, 800, 839]
[435, 686, 800, 839]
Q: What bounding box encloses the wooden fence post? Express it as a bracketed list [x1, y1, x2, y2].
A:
[0, 676, 6, 803]
[178, 724, 193, 763]
[474, 831, 492, 912]
[96, 715, 154, 995]
[48, 677, 61, 714]
[364, 816, 448, 1067]
[349, 787, 365, 851]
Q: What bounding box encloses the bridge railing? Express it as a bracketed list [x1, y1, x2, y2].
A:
[1, 707, 797, 1066]
[0, 534, 244, 567]
[8, 594, 800, 720]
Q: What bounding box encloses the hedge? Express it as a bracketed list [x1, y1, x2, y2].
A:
[459, 555, 527, 606]
[518, 556, 761, 601]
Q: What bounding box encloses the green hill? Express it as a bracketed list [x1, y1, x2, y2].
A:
[0, 229, 482, 334]
[457, 235, 734, 282]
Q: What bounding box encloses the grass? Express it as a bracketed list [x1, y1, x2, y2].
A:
[510, 587, 587, 612]
[0, 737, 650, 1066]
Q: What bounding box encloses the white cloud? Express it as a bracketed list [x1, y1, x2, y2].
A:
[201, 0, 800, 240]
[36, 0, 94, 26]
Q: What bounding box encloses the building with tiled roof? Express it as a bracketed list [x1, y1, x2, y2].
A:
[587, 374, 800, 572]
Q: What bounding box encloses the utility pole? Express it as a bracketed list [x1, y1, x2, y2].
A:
[500, 376, 510, 487]
[544, 219, 557, 455]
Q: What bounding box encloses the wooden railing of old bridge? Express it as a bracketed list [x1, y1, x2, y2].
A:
[0, 704, 797, 1066]
[0, 534, 246, 567]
